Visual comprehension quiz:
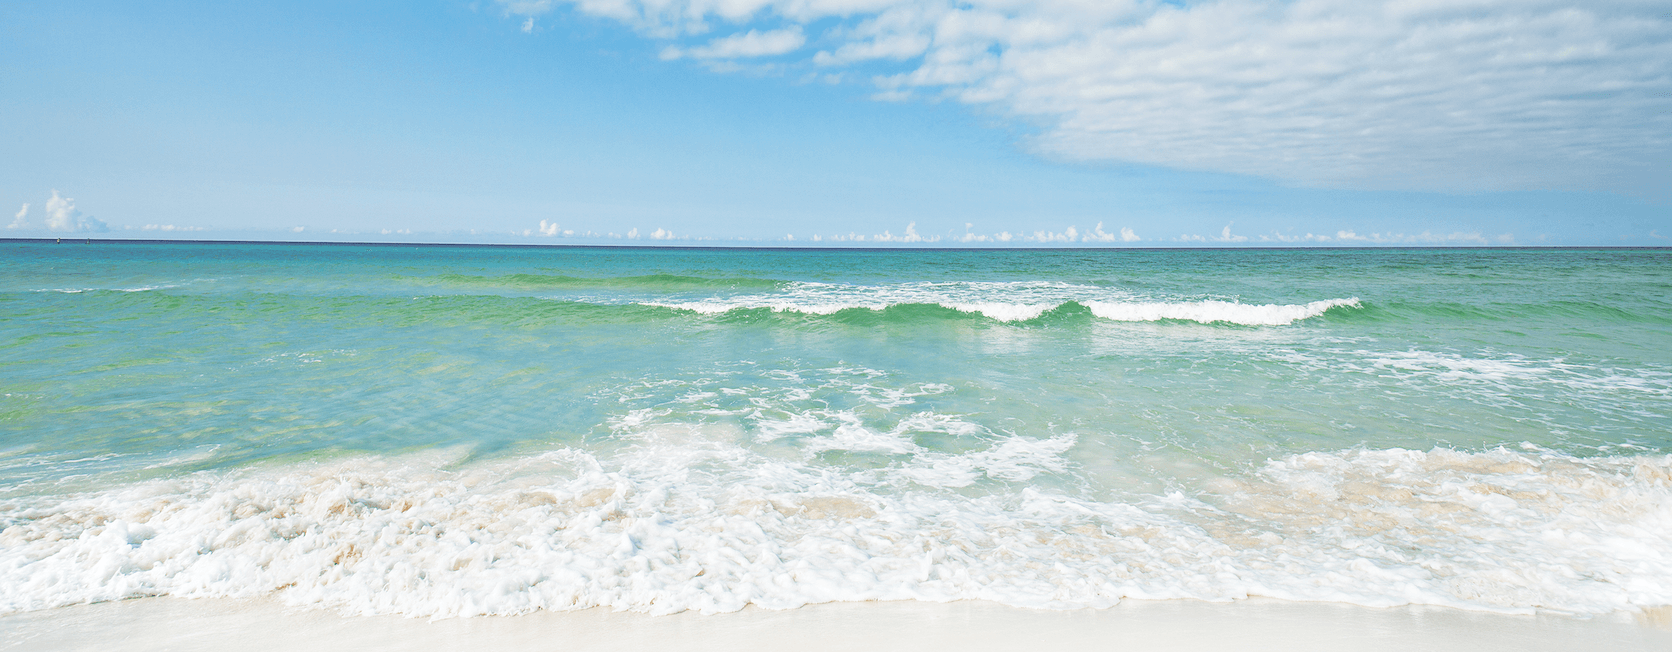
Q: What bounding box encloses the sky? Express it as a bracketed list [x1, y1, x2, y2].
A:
[2, 0, 1669, 247]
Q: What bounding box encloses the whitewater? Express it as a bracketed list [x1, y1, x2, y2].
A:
[1, 243, 1669, 624]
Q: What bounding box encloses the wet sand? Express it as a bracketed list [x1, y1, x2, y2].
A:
[5, 597, 1669, 652]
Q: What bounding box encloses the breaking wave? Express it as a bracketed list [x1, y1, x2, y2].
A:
[2, 441, 1667, 618]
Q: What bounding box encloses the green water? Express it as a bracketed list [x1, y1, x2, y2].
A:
[1, 242, 1668, 617]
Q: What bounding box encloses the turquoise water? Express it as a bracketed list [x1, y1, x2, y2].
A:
[2, 242, 1669, 617]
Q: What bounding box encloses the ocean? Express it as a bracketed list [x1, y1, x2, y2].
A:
[2, 242, 1669, 620]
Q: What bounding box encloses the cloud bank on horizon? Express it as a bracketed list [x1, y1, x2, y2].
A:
[503, 0, 1672, 193]
[8, 191, 108, 234]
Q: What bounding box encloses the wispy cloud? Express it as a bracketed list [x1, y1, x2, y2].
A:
[1251, 229, 1510, 245]
[662, 27, 805, 60]
[502, 0, 1672, 193]
[8, 204, 27, 230]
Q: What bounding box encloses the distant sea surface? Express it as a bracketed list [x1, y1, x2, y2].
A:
[2, 242, 1669, 618]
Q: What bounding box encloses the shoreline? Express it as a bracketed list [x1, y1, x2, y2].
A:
[4, 597, 1669, 652]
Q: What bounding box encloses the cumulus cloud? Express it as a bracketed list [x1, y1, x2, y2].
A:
[1083, 222, 1140, 243]
[1031, 225, 1079, 243]
[501, 0, 1672, 192]
[872, 221, 936, 242]
[15, 191, 110, 233]
[1215, 224, 1248, 243]
[133, 224, 205, 232]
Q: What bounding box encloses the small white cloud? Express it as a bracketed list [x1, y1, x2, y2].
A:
[1215, 224, 1248, 243]
[1031, 226, 1079, 243]
[1261, 231, 1333, 243]
[1178, 234, 1207, 242]
[1083, 222, 1140, 243]
[521, 17, 535, 33]
[38, 191, 107, 233]
[873, 221, 935, 243]
[650, 228, 674, 239]
[140, 224, 204, 232]
[539, 220, 560, 236]
[814, 32, 931, 67]
[627, 227, 640, 239]
[666, 27, 805, 61]
[8, 204, 27, 230]
[292, 226, 305, 233]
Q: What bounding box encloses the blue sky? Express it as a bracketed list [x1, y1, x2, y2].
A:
[2, 0, 1669, 246]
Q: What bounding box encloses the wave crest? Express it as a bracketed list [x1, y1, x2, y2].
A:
[652, 297, 1359, 325]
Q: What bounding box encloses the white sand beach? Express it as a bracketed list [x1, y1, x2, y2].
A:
[5, 597, 1669, 652]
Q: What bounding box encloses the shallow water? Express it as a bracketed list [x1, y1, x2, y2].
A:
[1, 242, 1669, 617]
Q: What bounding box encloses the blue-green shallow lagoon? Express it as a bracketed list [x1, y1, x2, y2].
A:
[2, 242, 1669, 617]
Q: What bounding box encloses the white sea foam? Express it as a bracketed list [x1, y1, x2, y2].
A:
[36, 285, 178, 294]
[642, 281, 1357, 325]
[2, 439, 1668, 619]
[1084, 298, 1360, 325]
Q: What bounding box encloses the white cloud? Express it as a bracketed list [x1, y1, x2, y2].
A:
[1257, 228, 1503, 245]
[139, 224, 204, 232]
[626, 227, 640, 239]
[663, 27, 805, 60]
[9, 204, 27, 230]
[873, 221, 936, 242]
[1215, 224, 1248, 243]
[504, 0, 1672, 192]
[650, 227, 675, 239]
[292, 226, 305, 233]
[539, 219, 560, 236]
[1031, 225, 1079, 242]
[1259, 231, 1335, 243]
[29, 191, 109, 233]
[1083, 222, 1139, 243]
